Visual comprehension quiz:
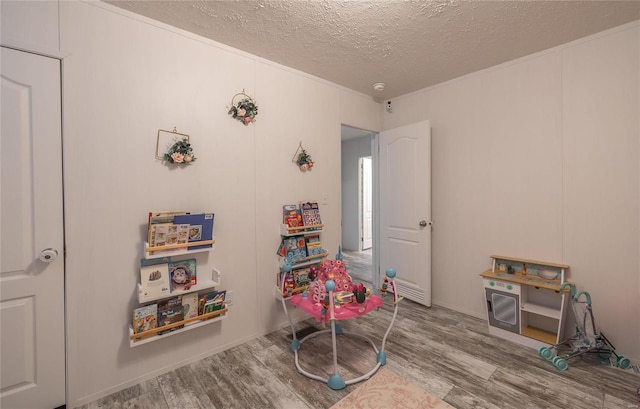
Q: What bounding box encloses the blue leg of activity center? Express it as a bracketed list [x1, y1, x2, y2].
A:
[328, 374, 346, 390]
[377, 351, 387, 365]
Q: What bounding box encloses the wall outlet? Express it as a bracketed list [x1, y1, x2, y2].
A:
[321, 192, 328, 205]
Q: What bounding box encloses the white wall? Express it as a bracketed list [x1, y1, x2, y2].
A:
[341, 135, 373, 251]
[4, 1, 638, 405]
[383, 22, 640, 362]
[0, 0, 59, 54]
[3, 1, 380, 407]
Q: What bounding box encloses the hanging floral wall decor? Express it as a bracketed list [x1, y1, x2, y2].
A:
[292, 142, 314, 172]
[165, 137, 196, 163]
[228, 90, 258, 125]
[156, 128, 196, 164]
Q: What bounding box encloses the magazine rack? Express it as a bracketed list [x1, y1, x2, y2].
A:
[281, 257, 402, 390]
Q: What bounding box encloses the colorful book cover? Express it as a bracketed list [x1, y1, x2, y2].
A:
[147, 210, 187, 246]
[300, 201, 322, 228]
[198, 289, 225, 315]
[180, 292, 199, 319]
[168, 258, 197, 291]
[166, 223, 190, 246]
[283, 204, 303, 228]
[198, 290, 214, 315]
[284, 236, 307, 263]
[305, 234, 323, 256]
[203, 290, 226, 314]
[149, 223, 189, 255]
[150, 224, 169, 248]
[132, 303, 158, 334]
[139, 261, 171, 299]
[157, 297, 184, 335]
[293, 267, 311, 288]
[173, 213, 214, 250]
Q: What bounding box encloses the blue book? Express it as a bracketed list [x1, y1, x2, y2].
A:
[173, 213, 214, 250]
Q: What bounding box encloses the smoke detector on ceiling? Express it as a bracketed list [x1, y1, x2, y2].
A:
[372, 82, 385, 91]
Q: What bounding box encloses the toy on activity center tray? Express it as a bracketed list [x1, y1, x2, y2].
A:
[352, 283, 370, 303]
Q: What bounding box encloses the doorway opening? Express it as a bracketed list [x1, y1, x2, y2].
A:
[360, 156, 373, 251]
[341, 125, 376, 285]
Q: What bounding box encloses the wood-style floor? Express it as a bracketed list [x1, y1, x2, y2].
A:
[78, 255, 639, 409]
[341, 249, 373, 282]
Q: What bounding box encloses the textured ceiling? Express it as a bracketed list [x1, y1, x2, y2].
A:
[105, 1, 640, 101]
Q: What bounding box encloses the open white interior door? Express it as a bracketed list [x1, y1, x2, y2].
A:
[361, 156, 373, 250]
[379, 121, 431, 306]
[1, 47, 66, 409]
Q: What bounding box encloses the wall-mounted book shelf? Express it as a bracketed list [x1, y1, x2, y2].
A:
[132, 211, 229, 347]
[137, 268, 221, 304]
[280, 224, 323, 236]
[143, 238, 215, 259]
[289, 252, 328, 267]
[129, 307, 228, 347]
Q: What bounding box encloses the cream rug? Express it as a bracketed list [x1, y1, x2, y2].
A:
[330, 368, 455, 409]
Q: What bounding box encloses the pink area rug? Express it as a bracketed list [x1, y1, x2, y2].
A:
[330, 368, 455, 409]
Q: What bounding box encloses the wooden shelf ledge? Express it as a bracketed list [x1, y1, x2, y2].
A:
[130, 307, 228, 341]
[521, 326, 557, 344]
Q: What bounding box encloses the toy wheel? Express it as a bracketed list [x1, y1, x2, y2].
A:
[617, 356, 631, 369]
[538, 347, 553, 360]
[552, 356, 568, 371]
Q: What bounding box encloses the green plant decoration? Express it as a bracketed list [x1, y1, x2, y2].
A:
[164, 138, 196, 164]
[228, 92, 258, 125]
[296, 147, 314, 171]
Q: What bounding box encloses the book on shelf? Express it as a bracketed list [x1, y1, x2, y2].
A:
[198, 289, 226, 316]
[168, 258, 197, 291]
[147, 211, 187, 245]
[139, 259, 171, 299]
[284, 236, 307, 263]
[293, 267, 311, 288]
[148, 210, 187, 224]
[149, 223, 190, 255]
[283, 204, 303, 228]
[203, 290, 226, 314]
[157, 297, 184, 335]
[277, 271, 295, 294]
[180, 292, 199, 320]
[173, 212, 214, 250]
[132, 303, 158, 334]
[300, 201, 322, 228]
[304, 233, 323, 256]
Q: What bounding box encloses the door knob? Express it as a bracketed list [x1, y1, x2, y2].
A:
[39, 248, 58, 262]
[419, 220, 428, 227]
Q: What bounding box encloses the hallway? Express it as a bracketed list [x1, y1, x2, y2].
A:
[342, 249, 372, 282]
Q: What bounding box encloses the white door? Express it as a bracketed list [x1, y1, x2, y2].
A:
[379, 121, 431, 306]
[1, 47, 65, 409]
[360, 157, 373, 250]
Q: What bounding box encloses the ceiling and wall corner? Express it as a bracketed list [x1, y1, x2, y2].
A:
[105, 0, 640, 101]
